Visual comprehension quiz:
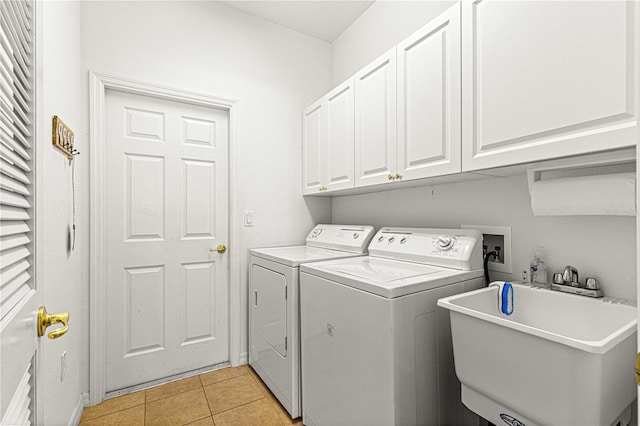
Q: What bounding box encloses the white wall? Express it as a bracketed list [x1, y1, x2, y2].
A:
[38, 1, 87, 424]
[331, 0, 456, 85]
[332, 175, 636, 300]
[330, 1, 636, 300]
[80, 1, 332, 366]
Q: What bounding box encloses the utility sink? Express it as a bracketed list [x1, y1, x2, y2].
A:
[437, 282, 637, 426]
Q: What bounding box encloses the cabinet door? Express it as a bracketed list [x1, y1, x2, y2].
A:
[462, 0, 638, 171]
[302, 100, 325, 195]
[397, 3, 461, 180]
[325, 79, 355, 191]
[355, 48, 397, 187]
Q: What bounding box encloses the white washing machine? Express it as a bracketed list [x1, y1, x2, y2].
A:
[249, 224, 375, 419]
[300, 227, 485, 426]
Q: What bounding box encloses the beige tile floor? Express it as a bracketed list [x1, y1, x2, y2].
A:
[79, 365, 303, 426]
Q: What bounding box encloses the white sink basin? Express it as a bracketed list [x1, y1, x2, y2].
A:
[437, 282, 637, 426]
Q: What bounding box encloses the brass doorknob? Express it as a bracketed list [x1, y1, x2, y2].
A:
[211, 244, 227, 254]
[37, 306, 69, 339]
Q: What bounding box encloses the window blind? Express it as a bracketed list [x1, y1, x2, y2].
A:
[0, 0, 34, 320]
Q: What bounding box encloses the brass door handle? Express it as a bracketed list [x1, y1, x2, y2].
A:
[210, 244, 227, 254]
[37, 306, 69, 339]
[635, 353, 640, 386]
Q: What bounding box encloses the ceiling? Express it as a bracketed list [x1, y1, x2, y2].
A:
[218, 1, 375, 42]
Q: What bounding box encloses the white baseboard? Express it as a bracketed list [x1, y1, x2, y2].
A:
[68, 392, 89, 426]
[238, 351, 248, 365]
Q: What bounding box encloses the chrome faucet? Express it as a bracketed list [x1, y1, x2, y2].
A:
[551, 266, 603, 298]
[562, 265, 578, 286]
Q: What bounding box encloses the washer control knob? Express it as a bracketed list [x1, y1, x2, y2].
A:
[353, 233, 359, 239]
[378, 236, 385, 242]
[437, 235, 454, 250]
[388, 237, 396, 243]
[400, 237, 407, 244]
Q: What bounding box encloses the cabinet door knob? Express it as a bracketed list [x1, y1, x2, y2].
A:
[388, 174, 394, 181]
[395, 173, 403, 180]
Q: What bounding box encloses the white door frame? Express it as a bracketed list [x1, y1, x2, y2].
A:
[88, 72, 240, 405]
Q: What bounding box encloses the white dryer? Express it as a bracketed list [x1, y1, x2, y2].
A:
[249, 224, 375, 418]
[300, 227, 485, 426]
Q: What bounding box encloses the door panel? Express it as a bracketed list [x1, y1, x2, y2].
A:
[325, 79, 355, 191]
[355, 48, 397, 187]
[462, 0, 638, 171]
[302, 101, 325, 194]
[105, 90, 229, 391]
[183, 160, 216, 238]
[0, 297, 38, 424]
[251, 265, 287, 357]
[397, 3, 461, 180]
[125, 154, 165, 240]
[181, 262, 216, 344]
[0, 1, 41, 423]
[124, 266, 165, 355]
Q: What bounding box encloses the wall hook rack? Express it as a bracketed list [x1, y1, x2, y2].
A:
[52, 116, 77, 165]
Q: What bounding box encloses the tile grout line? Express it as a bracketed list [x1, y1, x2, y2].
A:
[209, 395, 270, 417]
[200, 374, 215, 419]
[79, 400, 147, 424]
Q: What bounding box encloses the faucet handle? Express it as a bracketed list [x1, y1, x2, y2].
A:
[585, 277, 599, 290]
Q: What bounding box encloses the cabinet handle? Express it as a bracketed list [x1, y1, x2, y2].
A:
[395, 173, 403, 180]
[388, 174, 394, 181]
[254, 290, 258, 307]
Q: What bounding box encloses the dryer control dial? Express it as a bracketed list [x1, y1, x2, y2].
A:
[437, 235, 455, 250]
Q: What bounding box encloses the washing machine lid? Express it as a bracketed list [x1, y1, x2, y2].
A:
[250, 245, 366, 267]
[301, 257, 484, 298]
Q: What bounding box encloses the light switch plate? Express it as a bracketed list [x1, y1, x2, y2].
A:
[244, 211, 254, 227]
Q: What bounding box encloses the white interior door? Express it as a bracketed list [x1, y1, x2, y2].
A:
[1, 0, 43, 424]
[104, 89, 229, 391]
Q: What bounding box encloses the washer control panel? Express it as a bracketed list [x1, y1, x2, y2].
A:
[368, 227, 483, 271]
[306, 224, 376, 254]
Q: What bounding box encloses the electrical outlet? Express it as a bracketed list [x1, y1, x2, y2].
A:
[61, 351, 67, 382]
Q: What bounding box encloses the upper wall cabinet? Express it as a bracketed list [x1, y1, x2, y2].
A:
[303, 78, 355, 195]
[302, 99, 324, 194]
[462, 0, 638, 171]
[354, 48, 397, 188]
[397, 3, 461, 180]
